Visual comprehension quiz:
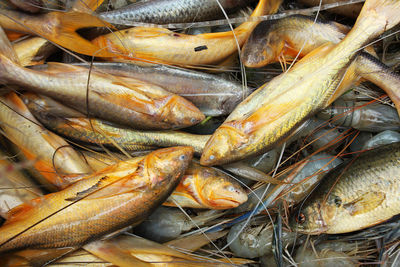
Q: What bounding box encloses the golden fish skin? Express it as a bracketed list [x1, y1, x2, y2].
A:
[23, 93, 209, 155]
[164, 162, 248, 209]
[0, 92, 92, 189]
[0, 58, 204, 129]
[200, 0, 400, 166]
[80, 152, 247, 210]
[290, 142, 400, 234]
[0, 146, 193, 253]
[13, 37, 57, 67]
[91, 0, 282, 66]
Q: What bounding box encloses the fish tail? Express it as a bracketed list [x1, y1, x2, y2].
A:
[45, 11, 116, 57]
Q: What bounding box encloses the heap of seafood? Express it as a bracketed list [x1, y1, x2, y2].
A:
[0, 0, 399, 265]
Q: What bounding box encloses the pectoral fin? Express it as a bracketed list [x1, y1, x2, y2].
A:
[343, 191, 385, 216]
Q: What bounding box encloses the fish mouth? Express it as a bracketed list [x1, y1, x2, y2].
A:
[211, 198, 244, 209]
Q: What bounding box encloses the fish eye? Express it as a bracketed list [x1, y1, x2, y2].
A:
[334, 196, 342, 207]
[179, 155, 186, 160]
[209, 155, 215, 160]
[191, 118, 197, 123]
[226, 186, 236, 193]
[295, 213, 306, 224]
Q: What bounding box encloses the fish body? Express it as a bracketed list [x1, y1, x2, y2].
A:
[23, 92, 209, 155]
[92, 0, 282, 65]
[0, 59, 204, 129]
[99, 0, 255, 25]
[69, 62, 249, 116]
[200, 0, 400, 166]
[164, 162, 247, 209]
[290, 142, 400, 234]
[0, 146, 193, 252]
[0, 92, 92, 189]
[13, 37, 57, 66]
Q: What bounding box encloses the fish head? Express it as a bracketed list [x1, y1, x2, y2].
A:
[289, 200, 329, 235]
[159, 95, 205, 129]
[198, 168, 248, 209]
[145, 146, 194, 187]
[200, 124, 249, 166]
[241, 21, 282, 68]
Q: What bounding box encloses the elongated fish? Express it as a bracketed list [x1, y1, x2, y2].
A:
[290, 142, 400, 234]
[99, 0, 255, 26]
[69, 62, 249, 116]
[0, 28, 204, 130]
[92, 0, 282, 66]
[23, 92, 209, 155]
[0, 146, 193, 253]
[200, 0, 400, 166]
[81, 151, 247, 210]
[242, 15, 400, 115]
[0, 92, 92, 189]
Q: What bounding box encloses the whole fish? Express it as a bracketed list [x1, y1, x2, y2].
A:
[200, 0, 400, 166]
[80, 151, 247, 209]
[0, 146, 193, 253]
[164, 162, 248, 209]
[0, 92, 92, 189]
[99, 0, 255, 26]
[0, 31, 204, 129]
[242, 15, 400, 115]
[69, 62, 249, 116]
[23, 92, 209, 155]
[290, 142, 400, 234]
[92, 0, 282, 66]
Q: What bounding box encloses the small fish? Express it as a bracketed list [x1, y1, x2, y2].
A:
[0, 29, 204, 129]
[164, 162, 248, 209]
[99, 0, 255, 26]
[242, 15, 400, 114]
[70, 62, 250, 116]
[92, 0, 282, 66]
[0, 92, 92, 189]
[80, 151, 247, 209]
[290, 142, 400, 234]
[318, 99, 400, 132]
[200, 0, 400, 166]
[23, 92, 209, 155]
[0, 146, 193, 253]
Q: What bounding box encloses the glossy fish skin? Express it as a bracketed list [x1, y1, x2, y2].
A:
[23, 92, 209, 155]
[0, 58, 204, 129]
[0, 151, 42, 218]
[0, 146, 193, 253]
[13, 37, 57, 67]
[242, 15, 349, 68]
[70, 62, 249, 116]
[80, 151, 247, 210]
[0, 92, 92, 189]
[200, 0, 400, 166]
[242, 15, 400, 115]
[92, 0, 282, 66]
[99, 0, 255, 25]
[290, 142, 400, 234]
[164, 162, 248, 209]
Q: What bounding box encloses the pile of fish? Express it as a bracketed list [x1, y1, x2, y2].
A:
[0, 0, 399, 265]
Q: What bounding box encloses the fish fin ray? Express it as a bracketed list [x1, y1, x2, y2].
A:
[343, 191, 385, 216]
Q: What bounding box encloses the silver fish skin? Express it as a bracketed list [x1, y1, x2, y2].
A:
[69, 62, 250, 116]
[99, 0, 255, 26]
